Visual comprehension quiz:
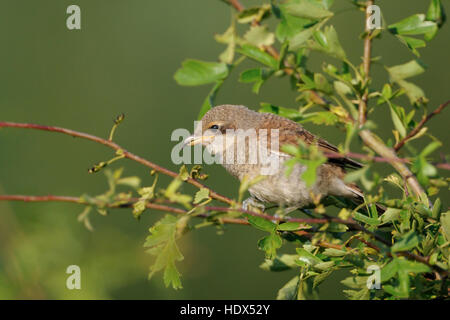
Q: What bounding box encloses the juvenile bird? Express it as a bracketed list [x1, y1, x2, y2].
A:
[185, 104, 368, 212]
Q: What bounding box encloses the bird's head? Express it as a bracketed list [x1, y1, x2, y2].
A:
[184, 105, 261, 150]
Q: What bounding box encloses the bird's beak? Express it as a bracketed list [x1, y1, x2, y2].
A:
[183, 135, 215, 147]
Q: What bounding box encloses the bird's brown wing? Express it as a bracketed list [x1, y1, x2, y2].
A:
[260, 113, 363, 170]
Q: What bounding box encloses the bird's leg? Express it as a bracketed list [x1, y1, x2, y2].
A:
[273, 206, 299, 220]
[242, 197, 266, 212]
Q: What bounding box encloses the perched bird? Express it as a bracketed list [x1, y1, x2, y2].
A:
[185, 104, 370, 213]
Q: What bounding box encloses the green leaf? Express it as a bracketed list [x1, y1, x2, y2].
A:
[236, 44, 278, 69]
[307, 26, 346, 60]
[289, 26, 316, 50]
[343, 288, 370, 300]
[133, 175, 158, 218]
[258, 233, 283, 259]
[313, 261, 335, 271]
[387, 60, 427, 105]
[215, 24, 237, 64]
[440, 211, 450, 242]
[277, 222, 310, 231]
[276, 276, 299, 300]
[275, 2, 311, 42]
[387, 60, 426, 81]
[300, 157, 327, 187]
[198, 80, 224, 120]
[397, 79, 427, 105]
[304, 111, 339, 126]
[285, 1, 333, 20]
[391, 230, 420, 253]
[174, 59, 229, 86]
[295, 248, 323, 266]
[341, 276, 368, 289]
[193, 188, 210, 205]
[145, 215, 184, 289]
[389, 104, 407, 138]
[239, 68, 274, 94]
[243, 25, 275, 48]
[260, 254, 299, 271]
[382, 257, 430, 298]
[381, 260, 398, 282]
[237, 5, 271, 24]
[246, 214, 277, 232]
[313, 269, 333, 288]
[396, 35, 426, 57]
[420, 141, 442, 157]
[353, 212, 380, 226]
[426, 0, 446, 28]
[259, 103, 303, 122]
[323, 248, 347, 257]
[164, 178, 192, 208]
[116, 176, 141, 189]
[380, 208, 402, 224]
[388, 14, 438, 40]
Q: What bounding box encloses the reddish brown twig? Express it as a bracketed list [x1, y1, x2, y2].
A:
[0, 121, 233, 205]
[227, 0, 244, 12]
[394, 100, 450, 152]
[1, 193, 447, 275]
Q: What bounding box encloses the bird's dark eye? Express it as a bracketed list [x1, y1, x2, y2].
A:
[209, 124, 219, 130]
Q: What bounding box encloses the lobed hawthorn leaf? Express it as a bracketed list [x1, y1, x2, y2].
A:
[275, 1, 312, 42]
[258, 233, 283, 260]
[391, 230, 420, 253]
[145, 215, 184, 290]
[174, 59, 229, 86]
[381, 257, 430, 298]
[193, 188, 210, 205]
[243, 25, 275, 48]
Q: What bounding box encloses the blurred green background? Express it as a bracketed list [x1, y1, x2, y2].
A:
[0, 0, 448, 299]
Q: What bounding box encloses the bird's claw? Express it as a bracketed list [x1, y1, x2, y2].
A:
[242, 198, 265, 212]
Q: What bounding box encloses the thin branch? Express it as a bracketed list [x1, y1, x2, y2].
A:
[227, 0, 244, 12]
[1, 193, 447, 276]
[358, 0, 374, 127]
[0, 121, 233, 205]
[394, 100, 450, 152]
